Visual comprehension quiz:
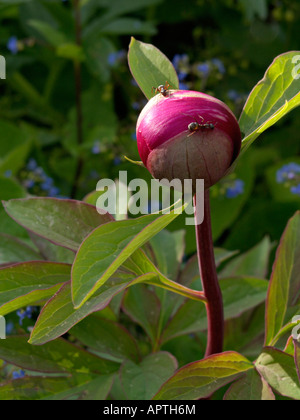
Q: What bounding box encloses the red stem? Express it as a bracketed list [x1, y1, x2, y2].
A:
[194, 189, 224, 357]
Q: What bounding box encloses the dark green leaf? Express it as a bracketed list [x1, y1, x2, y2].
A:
[128, 37, 179, 100]
[154, 352, 253, 400]
[239, 52, 300, 157]
[3, 198, 113, 252]
[224, 368, 275, 400]
[70, 316, 140, 363]
[265, 212, 300, 346]
[72, 204, 186, 308]
[0, 233, 42, 265]
[120, 352, 177, 400]
[0, 336, 119, 374]
[256, 347, 300, 400]
[0, 262, 71, 316]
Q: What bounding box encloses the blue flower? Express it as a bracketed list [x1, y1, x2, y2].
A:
[276, 163, 300, 183]
[291, 184, 300, 195]
[178, 71, 188, 81]
[5, 321, 14, 335]
[17, 306, 35, 326]
[172, 54, 188, 71]
[197, 63, 210, 77]
[228, 90, 242, 102]
[179, 82, 189, 90]
[24, 179, 35, 189]
[211, 58, 226, 74]
[7, 36, 18, 54]
[131, 132, 137, 141]
[114, 157, 122, 166]
[92, 141, 101, 155]
[107, 50, 126, 67]
[225, 179, 245, 198]
[48, 187, 60, 197]
[4, 170, 12, 178]
[27, 158, 38, 171]
[12, 370, 25, 380]
[41, 177, 54, 191]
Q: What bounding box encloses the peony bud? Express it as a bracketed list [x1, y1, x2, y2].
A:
[136, 90, 241, 190]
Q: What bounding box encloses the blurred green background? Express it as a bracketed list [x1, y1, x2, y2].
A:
[0, 0, 299, 257]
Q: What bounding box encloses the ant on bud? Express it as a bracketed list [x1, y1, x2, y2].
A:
[187, 116, 216, 137]
[152, 81, 171, 97]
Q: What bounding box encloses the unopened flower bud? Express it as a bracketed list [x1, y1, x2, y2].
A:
[136, 90, 241, 190]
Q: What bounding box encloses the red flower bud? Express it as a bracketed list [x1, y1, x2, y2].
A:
[136, 90, 241, 189]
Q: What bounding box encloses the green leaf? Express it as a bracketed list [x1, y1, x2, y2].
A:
[0, 233, 42, 265]
[101, 18, 156, 35]
[122, 284, 161, 345]
[265, 212, 300, 346]
[0, 374, 113, 401]
[239, 52, 300, 157]
[149, 230, 185, 280]
[3, 198, 113, 252]
[255, 347, 300, 400]
[71, 203, 185, 308]
[42, 374, 114, 401]
[128, 37, 179, 100]
[220, 237, 272, 279]
[29, 271, 156, 345]
[154, 352, 253, 400]
[0, 262, 71, 316]
[120, 352, 177, 400]
[0, 336, 119, 375]
[0, 141, 32, 177]
[162, 277, 268, 343]
[224, 368, 275, 400]
[70, 316, 140, 363]
[0, 178, 26, 201]
[28, 20, 67, 47]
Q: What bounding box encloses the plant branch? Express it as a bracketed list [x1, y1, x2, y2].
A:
[194, 189, 224, 357]
[71, 0, 84, 199]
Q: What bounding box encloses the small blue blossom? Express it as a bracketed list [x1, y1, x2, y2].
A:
[225, 179, 245, 198]
[107, 50, 126, 67]
[291, 184, 300, 196]
[12, 370, 25, 380]
[197, 63, 210, 77]
[211, 58, 226, 74]
[131, 132, 137, 141]
[5, 321, 14, 335]
[114, 157, 122, 166]
[4, 170, 12, 178]
[131, 102, 141, 111]
[276, 163, 300, 183]
[92, 141, 101, 155]
[172, 54, 189, 71]
[48, 187, 60, 197]
[7, 36, 18, 54]
[24, 179, 35, 189]
[27, 158, 38, 171]
[228, 90, 242, 102]
[178, 71, 188, 81]
[16, 306, 35, 326]
[179, 82, 189, 90]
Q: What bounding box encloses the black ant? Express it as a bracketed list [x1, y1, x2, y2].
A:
[152, 81, 171, 97]
[186, 115, 216, 137]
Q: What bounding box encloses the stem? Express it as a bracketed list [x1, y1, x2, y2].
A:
[194, 189, 224, 357]
[71, 0, 84, 199]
